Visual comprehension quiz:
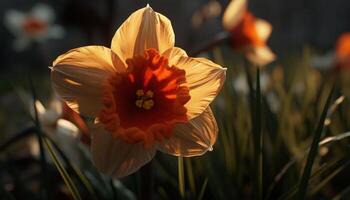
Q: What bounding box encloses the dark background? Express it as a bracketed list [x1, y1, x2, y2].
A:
[0, 0, 350, 75]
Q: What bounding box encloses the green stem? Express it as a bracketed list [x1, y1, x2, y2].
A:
[138, 161, 154, 200]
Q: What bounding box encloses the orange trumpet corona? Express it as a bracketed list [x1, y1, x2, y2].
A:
[23, 17, 47, 35]
[99, 49, 190, 148]
[229, 11, 264, 48]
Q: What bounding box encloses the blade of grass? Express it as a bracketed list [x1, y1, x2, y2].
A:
[279, 156, 345, 200]
[185, 158, 196, 195]
[254, 67, 263, 200]
[189, 32, 230, 56]
[266, 102, 348, 199]
[29, 79, 49, 200]
[332, 184, 350, 200]
[244, 59, 259, 200]
[178, 156, 185, 199]
[44, 135, 98, 199]
[296, 86, 334, 200]
[43, 137, 82, 200]
[197, 178, 208, 200]
[110, 179, 117, 199]
[310, 159, 350, 196]
[138, 161, 154, 200]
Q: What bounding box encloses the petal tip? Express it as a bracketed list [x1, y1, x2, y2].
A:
[208, 146, 213, 151]
[145, 4, 153, 11]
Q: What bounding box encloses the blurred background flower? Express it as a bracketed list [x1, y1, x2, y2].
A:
[222, 0, 275, 66]
[4, 3, 64, 51]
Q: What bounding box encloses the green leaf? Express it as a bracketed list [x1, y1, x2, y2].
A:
[197, 178, 208, 200]
[43, 137, 82, 200]
[29, 79, 49, 199]
[296, 86, 334, 199]
[47, 136, 99, 199]
[178, 157, 185, 199]
[254, 67, 263, 200]
[310, 159, 350, 196]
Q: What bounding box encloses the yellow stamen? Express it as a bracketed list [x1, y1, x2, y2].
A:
[146, 90, 154, 98]
[143, 100, 154, 110]
[135, 99, 143, 108]
[135, 89, 155, 110]
[136, 89, 144, 97]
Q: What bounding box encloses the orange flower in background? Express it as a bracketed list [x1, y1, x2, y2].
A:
[51, 5, 226, 178]
[222, 0, 275, 66]
[335, 33, 350, 69]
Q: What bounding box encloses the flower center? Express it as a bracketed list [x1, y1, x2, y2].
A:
[135, 89, 154, 110]
[23, 17, 47, 35]
[99, 49, 191, 148]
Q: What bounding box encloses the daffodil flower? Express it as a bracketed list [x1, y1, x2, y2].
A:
[51, 5, 226, 178]
[222, 0, 275, 66]
[4, 3, 64, 51]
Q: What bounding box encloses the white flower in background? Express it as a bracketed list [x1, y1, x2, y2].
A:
[232, 72, 270, 95]
[4, 3, 64, 51]
[29, 100, 82, 163]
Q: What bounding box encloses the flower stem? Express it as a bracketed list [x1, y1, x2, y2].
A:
[138, 161, 154, 200]
[189, 32, 230, 56]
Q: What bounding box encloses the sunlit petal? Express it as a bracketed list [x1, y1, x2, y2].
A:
[246, 46, 276, 66]
[174, 56, 226, 119]
[91, 123, 156, 178]
[158, 107, 218, 156]
[51, 46, 126, 117]
[162, 47, 188, 66]
[222, 0, 247, 30]
[255, 19, 272, 42]
[111, 5, 175, 62]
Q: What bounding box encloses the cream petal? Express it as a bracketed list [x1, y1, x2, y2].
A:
[38, 100, 62, 126]
[255, 19, 272, 42]
[4, 10, 26, 35]
[30, 100, 55, 126]
[56, 119, 80, 139]
[31, 3, 55, 23]
[246, 46, 276, 67]
[91, 123, 156, 178]
[158, 107, 218, 157]
[51, 46, 126, 117]
[162, 47, 188, 66]
[34, 100, 46, 115]
[111, 5, 175, 62]
[47, 25, 65, 39]
[175, 56, 226, 119]
[222, 0, 247, 30]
